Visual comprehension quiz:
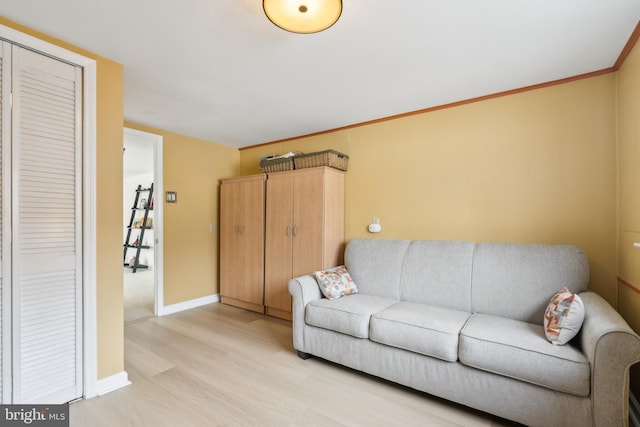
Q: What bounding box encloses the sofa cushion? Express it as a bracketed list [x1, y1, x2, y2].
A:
[471, 243, 590, 323]
[459, 313, 590, 397]
[370, 302, 472, 362]
[544, 287, 585, 345]
[344, 238, 410, 299]
[314, 265, 359, 300]
[400, 240, 475, 311]
[305, 294, 397, 339]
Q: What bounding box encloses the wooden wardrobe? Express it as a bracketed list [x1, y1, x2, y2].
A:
[220, 167, 345, 321]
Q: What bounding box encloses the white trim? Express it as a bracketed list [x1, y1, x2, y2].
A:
[0, 23, 98, 401]
[158, 294, 220, 316]
[123, 127, 164, 317]
[96, 371, 131, 396]
[153, 135, 164, 315]
[82, 58, 98, 399]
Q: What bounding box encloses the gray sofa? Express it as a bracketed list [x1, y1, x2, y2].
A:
[288, 238, 640, 427]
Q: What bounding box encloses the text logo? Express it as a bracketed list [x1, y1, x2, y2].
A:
[0, 405, 68, 427]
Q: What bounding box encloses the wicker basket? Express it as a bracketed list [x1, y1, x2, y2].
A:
[293, 150, 349, 171]
[259, 156, 295, 173]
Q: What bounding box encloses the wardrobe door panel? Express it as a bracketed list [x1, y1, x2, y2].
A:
[240, 177, 265, 306]
[220, 181, 242, 300]
[264, 174, 294, 316]
[220, 175, 265, 313]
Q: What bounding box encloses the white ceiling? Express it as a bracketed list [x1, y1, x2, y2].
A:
[1, 1, 639, 149]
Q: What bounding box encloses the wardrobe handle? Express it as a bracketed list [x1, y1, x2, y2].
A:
[293, 225, 298, 237]
[286, 225, 291, 237]
[235, 224, 239, 234]
[240, 225, 244, 234]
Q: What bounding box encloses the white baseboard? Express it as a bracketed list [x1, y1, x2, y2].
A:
[631, 391, 640, 427]
[96, 371, 131, 396]
[158, 293, 219, 316]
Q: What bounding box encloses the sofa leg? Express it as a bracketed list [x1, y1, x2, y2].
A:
[297, 351, 312, 360]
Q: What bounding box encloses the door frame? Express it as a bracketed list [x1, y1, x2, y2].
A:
[123, 127, 164, 315]
[0, 24, 98, 399]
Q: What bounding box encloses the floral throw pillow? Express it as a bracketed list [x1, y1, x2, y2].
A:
[543, 287, 585, 345]
[314, 265, 358, 300]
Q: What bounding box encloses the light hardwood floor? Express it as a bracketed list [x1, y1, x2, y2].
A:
[71, 303, 520, 426]
[123, 270, 154, 322]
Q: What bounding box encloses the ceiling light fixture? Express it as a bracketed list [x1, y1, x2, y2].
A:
[263, 0, 342, 34]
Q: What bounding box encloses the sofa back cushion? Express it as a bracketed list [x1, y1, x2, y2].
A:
[471, 243, 589, 324]
[400, 240, 475, 312]
[344, 238, 410, 300]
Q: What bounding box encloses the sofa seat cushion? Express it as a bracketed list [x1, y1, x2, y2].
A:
[370, 302, 472, 362]
[305, 294, 397, 339]
[459, 313, 590, 396]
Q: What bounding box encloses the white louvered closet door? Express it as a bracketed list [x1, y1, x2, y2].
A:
[10, 45, 83, 404]
[0, 41, 11, 405]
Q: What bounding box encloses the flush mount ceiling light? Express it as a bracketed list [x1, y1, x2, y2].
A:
[263, 0, 342, 34]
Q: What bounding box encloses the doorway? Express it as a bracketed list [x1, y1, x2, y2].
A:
[123, 128, 163, 322]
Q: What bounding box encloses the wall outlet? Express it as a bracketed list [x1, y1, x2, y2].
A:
[368, 217, 381, 233]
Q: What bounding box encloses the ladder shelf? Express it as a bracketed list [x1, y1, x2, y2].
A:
[123, 183, 154, 273]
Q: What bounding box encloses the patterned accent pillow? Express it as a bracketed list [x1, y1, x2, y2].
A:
[543, 287, 585, 345]
[314, 265, 358, 300]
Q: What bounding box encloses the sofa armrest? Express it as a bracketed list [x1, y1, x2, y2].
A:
[579, 291, 640, 426]
[288, 275, 323, 352]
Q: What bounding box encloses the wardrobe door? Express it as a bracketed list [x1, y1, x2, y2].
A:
[264, 174, 294, 319]
[11, 46, 82, 404]
[238, 177, 266, 307]
[220, 175, 265, 313]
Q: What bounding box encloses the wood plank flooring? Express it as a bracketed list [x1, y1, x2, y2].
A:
[71, 303, 519, 427]
[123, 270, 154, 322]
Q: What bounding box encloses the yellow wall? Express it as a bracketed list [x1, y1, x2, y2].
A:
[616, 36, 640, 396]
[95, 60, 125, 380]
[125, 123, 239, 305]
[617, 39, 640, 334]
[0, 17, 126, 379]
[241, 75, 618, 304]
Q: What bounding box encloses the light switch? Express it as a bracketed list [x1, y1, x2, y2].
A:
[166, 191, 177, 203]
